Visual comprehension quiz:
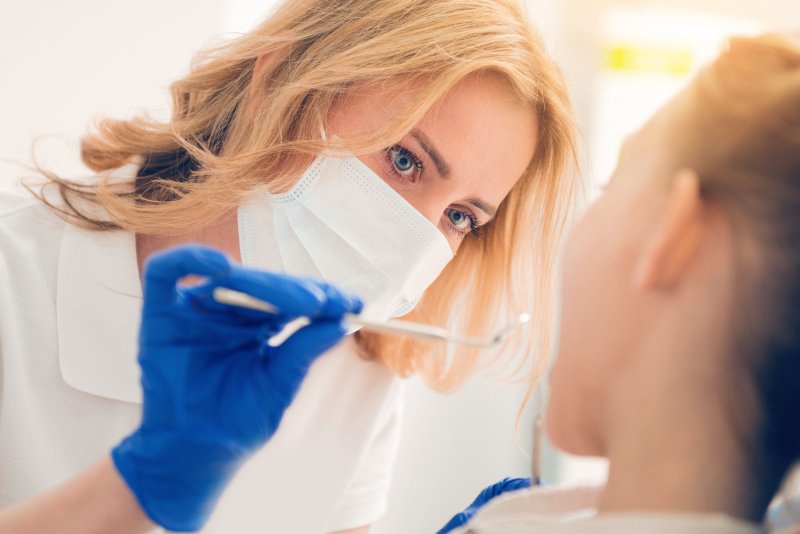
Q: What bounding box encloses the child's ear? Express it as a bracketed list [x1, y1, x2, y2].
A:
[632, 169, 704, 292]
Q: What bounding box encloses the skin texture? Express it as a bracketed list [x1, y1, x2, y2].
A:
[546, 88, 764, 521]
[0, 459, 153, 534]
[0, 74, 537, 533]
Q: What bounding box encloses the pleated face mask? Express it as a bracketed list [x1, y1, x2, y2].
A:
[238, 153, 454, 320]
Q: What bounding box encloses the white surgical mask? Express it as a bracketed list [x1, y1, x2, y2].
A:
[238, 153, 453, 320]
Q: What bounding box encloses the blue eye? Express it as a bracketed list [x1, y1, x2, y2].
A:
[446, 208, 472, 233]
[394, 150, 413, 171]
[388, 145, 422, 179]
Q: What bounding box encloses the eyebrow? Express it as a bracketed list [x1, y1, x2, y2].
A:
[410, 129, 450, 179]
[408, 128, 497, 220]
[468, 197, 498, 219]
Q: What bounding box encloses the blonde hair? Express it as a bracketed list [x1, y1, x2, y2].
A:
[34, 0, 579, 392]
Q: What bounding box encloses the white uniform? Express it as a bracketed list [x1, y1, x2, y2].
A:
[0, 183, 402, 533]
[453, 485, 762, 534]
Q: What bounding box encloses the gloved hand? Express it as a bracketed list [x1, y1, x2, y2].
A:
[112, 245, 362, 532]
[438, 477, 532, 534]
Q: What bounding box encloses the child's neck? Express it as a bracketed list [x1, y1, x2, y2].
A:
[596, 356, 767, 524]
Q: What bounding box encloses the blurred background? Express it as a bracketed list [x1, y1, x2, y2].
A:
[1, 1, 797, 532]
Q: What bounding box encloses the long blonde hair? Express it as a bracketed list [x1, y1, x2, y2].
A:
[34, 0, 579, 392]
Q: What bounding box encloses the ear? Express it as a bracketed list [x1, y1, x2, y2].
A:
[632, 168, 704, 291]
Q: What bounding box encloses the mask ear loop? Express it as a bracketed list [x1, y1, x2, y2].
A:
[317, 125, 339, 158]
[318, 126, 350, 158]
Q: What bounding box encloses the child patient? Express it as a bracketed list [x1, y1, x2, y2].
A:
[455, 33, 800, 533]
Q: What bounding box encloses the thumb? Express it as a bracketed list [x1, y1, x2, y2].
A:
[143, 245, 230, 309]
[263, 320, 349, 395]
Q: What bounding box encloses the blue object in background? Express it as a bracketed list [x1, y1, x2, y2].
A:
[438, 477, 532, 534]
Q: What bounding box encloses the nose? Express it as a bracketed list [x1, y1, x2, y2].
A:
[398, 188, 462, 251]
[412, 197, 446, 228]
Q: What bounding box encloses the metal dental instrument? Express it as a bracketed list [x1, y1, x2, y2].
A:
[211, 287, 530, 349]
[532, 386, 545, 486]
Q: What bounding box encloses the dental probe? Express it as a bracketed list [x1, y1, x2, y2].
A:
[211, 287, 530, 349]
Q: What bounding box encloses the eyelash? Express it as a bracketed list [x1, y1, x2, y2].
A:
[449, 209, 483, 239]
[385, 145, 423, 183]
[384, 144, 484, 239]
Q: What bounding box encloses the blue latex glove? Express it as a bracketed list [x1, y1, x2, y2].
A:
[438, 477, 532, 534]
[112, 245, 362, 532]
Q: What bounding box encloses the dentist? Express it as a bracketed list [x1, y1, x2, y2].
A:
[0, 0, 578, 531]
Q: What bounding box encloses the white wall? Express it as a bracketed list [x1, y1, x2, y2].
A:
[374, 379, 546, 534]
[547, 0, 800, 188]
[0, 0, 223, 178]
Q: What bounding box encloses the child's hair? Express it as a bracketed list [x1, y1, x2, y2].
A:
[673, 33, 800, 508]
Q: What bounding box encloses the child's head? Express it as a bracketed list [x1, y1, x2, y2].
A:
[547, 33, 800, 504]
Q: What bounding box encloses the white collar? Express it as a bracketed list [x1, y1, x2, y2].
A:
[56, 171, 143, 404]
[464, 485, 763, 534]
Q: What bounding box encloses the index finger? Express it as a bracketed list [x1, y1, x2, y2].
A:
[219, 266, 362, 320]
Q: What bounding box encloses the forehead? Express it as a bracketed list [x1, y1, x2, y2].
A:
[406, 75, 539, 216]
[329, 72, 539, 203]
[420, 73, 539, 186]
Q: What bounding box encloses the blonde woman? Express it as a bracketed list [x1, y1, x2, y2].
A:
[0, 0, 577, 532]
[450, 34, 800, 533]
